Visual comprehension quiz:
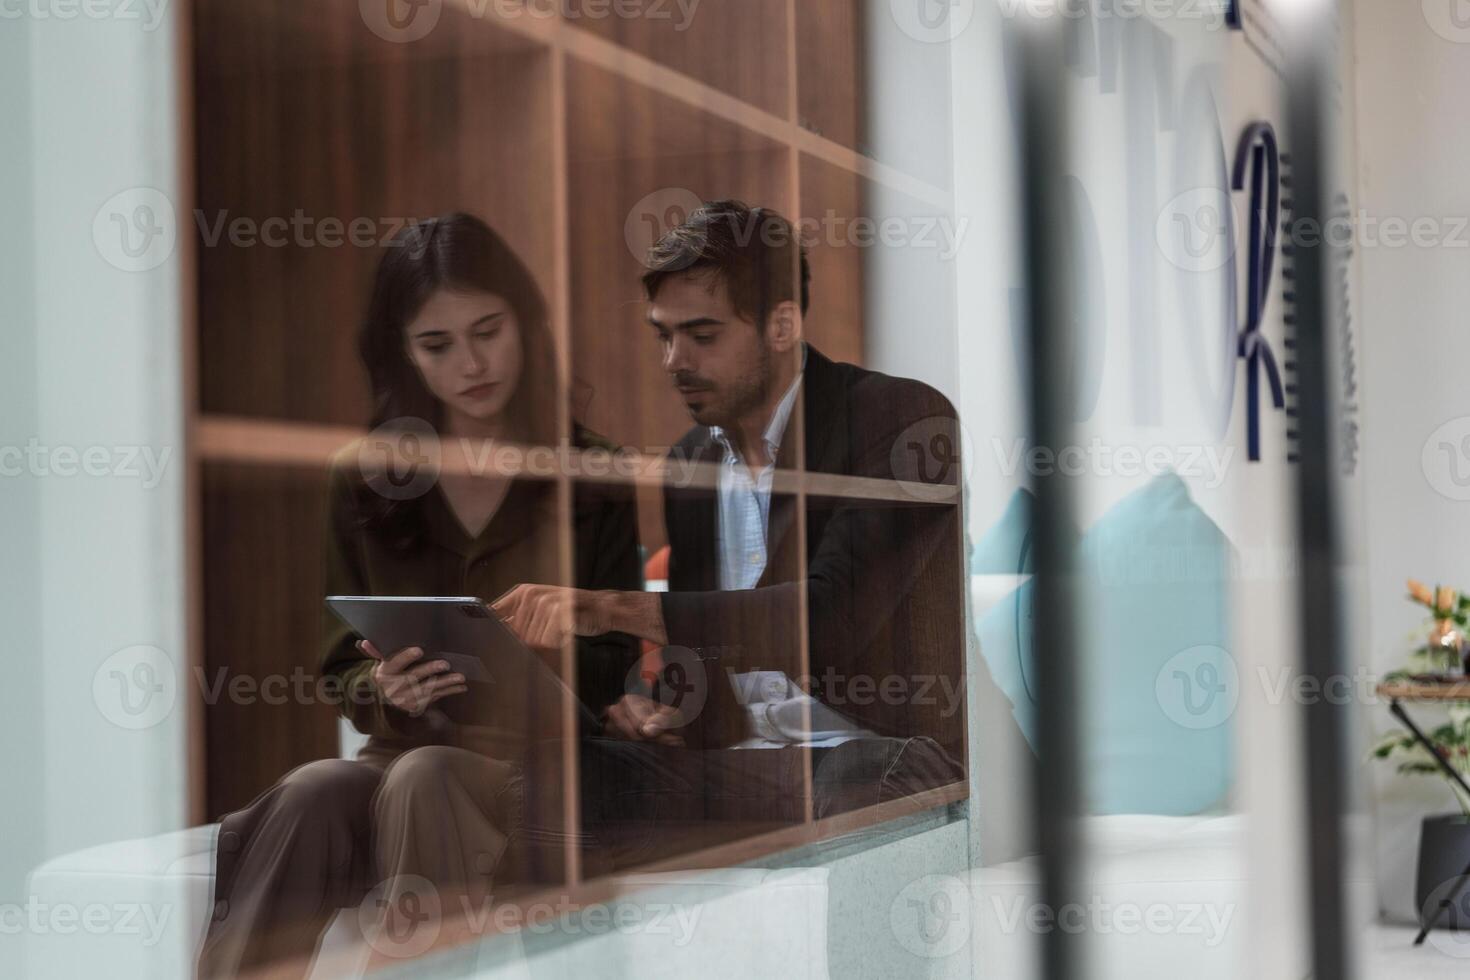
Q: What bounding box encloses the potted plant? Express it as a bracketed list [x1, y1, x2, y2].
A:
[1374, 580, 1470, 929]
[1402, 579, 1470, 674]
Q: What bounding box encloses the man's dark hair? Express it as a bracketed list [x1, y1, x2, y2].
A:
[641, 200, 811, 327]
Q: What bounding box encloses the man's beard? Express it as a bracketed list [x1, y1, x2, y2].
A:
[690, 344, 771, 429]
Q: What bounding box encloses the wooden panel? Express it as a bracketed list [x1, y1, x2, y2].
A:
[562, 0, 790, 119]
[189, 0, 960, 914]
[201, 463, 335, 818]
[564, 57, 792, 461]
[194, 0, 556, 425]
[192, 416, 960, 506]
[548, 6, 946, 206]
[796, 0, 866, 152]
[798, 153, 866, 368]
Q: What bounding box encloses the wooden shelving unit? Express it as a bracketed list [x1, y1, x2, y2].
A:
[188, 0, 965, 908]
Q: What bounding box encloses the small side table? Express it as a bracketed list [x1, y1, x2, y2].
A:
[1377, 680, 1470, 944]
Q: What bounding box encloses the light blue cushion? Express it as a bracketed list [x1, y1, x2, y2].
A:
[973, 489, 1044, 746]
[977, 576, 1037, 746]
[971, 487, 1038, 574]
[975, 475, 1234, 815]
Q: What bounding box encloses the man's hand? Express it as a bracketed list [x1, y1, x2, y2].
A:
[603, 694, 686, 747]
[491, 585, 610, 652]
[359, 639, 466, 717]
[492, 586, 668, 649]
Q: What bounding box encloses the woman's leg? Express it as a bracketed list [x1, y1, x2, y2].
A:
[197, 758, 383, 979]
[369, 745, 523, 947]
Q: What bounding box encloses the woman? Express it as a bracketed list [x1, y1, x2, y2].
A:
[199, 213, 641, 978]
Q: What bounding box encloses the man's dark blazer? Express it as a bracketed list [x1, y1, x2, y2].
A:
[657, 345, 967, 760]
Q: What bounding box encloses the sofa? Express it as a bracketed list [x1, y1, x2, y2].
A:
[25, 717, 831, 979]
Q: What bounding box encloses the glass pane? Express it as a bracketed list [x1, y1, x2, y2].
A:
[4, 0, 1400, 978]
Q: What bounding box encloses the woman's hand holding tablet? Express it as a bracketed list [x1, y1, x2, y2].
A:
[358, 639, 467, 717]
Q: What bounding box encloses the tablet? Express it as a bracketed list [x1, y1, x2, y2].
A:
[325, 595, 597, 734]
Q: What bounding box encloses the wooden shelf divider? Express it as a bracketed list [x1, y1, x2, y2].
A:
[188, 0, 965, 901]
[194, 414, 959, 505]
[442, 0, 952, 207]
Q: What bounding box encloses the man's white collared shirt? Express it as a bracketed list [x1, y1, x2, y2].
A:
[704, 351, 870, 749]
[708, 364, 803, 591]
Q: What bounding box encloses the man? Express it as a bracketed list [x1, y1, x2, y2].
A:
[497, 201, 966, 817]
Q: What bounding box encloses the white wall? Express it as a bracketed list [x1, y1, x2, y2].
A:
[28, 0, 191, 853]
[1351, 0, 1470, 927]
[0, 14, 42, 979]
[7, 7, 194, 975]
[948, 3, 1375, 976]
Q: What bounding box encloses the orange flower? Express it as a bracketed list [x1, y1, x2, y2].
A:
[1408, 579, 1434, 607]
[1438, 586, 1457, 614]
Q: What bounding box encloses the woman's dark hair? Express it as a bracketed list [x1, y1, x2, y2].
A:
[354, 212, 562, 547]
